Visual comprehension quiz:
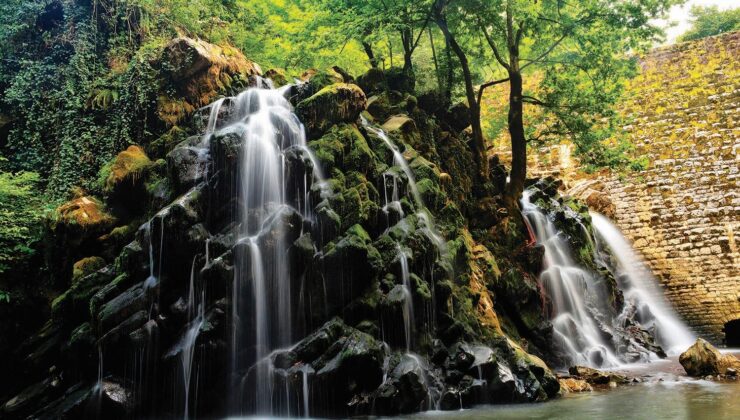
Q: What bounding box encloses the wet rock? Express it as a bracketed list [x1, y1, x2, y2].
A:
[558, 377, 592, 393]
[97, 284, 148, 333]
[289, 319, 385, 417]
[568, 365, 628, 385]
[99, 378, 135, 416]
[369, 354, 429, 415]
[296, 83, 367, 138]
[679, 338, 740, 377]
[382, 115, 420, 149]
[167, 137, 208, 192]
[317, 224, 382, 314]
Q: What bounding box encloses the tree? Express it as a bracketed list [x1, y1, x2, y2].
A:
[459, 0, 678, 205]
[320, 0, 432, 75]
[678, 5, 740, 42]
[433, 0, 489, 180]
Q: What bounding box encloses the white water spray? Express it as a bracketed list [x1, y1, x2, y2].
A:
[521, 191, 621, 367]
[590, 212, 695, 354]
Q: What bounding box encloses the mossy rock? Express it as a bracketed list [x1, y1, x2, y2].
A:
[71, 257, 106, 284]
[149, 126, 188, 158]
[382, 115, 421, 150]
[264, 68, 289, 87]
[99, 145, 154, 193]
[51, 267, 115, 323]
[53, 196, 116, 233]
[296, 83, 367, 139]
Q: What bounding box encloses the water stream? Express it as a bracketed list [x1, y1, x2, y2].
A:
[590, 212, 695, 354]
[521, 191, 621, 367]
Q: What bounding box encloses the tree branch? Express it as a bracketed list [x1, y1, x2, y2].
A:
[521, 33, 568, 70]
[477, 77, 510, 106]
[479, 19, 510, 70]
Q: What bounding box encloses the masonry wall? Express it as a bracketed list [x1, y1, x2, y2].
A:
[596, 32, 740, 343]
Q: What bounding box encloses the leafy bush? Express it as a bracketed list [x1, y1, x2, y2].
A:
[0, 165, 45, 275]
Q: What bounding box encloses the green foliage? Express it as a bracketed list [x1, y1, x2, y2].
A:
[0, 165, 44, 275]
[679, 5, 740, 42]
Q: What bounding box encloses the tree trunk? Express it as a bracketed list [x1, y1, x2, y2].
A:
[362, 41, 378, 68]
[444, 36, 454, 100]
[505, 70, 526, 206]
[428, 27, 442, 91]
[401, 28, 414, 73]
[434, 6, 488, 181]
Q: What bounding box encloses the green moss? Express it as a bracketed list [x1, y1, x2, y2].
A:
[72, 256, 106, 284]
[98, 145, 154, 193]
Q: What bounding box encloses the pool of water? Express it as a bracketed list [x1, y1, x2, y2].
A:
[407, 353, 740, 420]
[407, 380, 739, 419]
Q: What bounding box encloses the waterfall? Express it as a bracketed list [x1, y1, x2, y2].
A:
[590, 212, 695, 354]
[521, 191, 621, 368]
[193, 84, 323, 416]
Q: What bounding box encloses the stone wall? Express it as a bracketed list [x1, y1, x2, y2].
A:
[597, 32, 740, 343]
[496, 32, 740, 344]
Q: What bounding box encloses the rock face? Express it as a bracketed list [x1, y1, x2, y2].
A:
[679, 338, 740, 377]
[5, 64, 669, 418]
[558, 377, 592, 393]
[568, 366, 628, 386]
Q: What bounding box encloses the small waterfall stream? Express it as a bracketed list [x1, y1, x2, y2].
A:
[522, 188, 695, 369]
[590, 212, 695, 354]
[521, 191, 621, 367]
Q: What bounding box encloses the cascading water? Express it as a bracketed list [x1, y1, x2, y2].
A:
[590, 212, 695, 354]
[195, 84, 324, 416]
[361, 118, 447, 410]
[521, 190, 621, 368]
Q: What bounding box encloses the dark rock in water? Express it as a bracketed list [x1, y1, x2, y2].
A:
[363, 354, 429, 415]
[679, 338, 740, 377]
[96, 284, 148, 334]
[296, 83, 367, 138]
[99, 378, 135, 416]
[287, 318, 386, 417]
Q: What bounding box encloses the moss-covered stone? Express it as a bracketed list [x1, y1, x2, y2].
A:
[296, 83, 367, 138]
[71, 257, 106, 284]
[98, 145, 154, 193]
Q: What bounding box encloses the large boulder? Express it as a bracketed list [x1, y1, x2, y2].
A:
[162, 37, 260, 83]
[158, 37, 261, 125]
[296, 83, 367, 138]
[679, 338, 740, 377]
